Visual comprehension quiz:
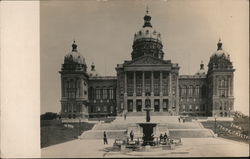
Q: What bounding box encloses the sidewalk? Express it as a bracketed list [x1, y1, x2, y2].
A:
[41, 137, 249, 158]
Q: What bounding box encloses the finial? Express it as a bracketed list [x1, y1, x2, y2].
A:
[91, 62, 95, 71]
[200, 60, 204, 70]
[143, 5, 152, 28]
[217, 38, 222, 50]
[72, 40, 77, 52]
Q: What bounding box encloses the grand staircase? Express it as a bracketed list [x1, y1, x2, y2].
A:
[79, 115, 215, 139]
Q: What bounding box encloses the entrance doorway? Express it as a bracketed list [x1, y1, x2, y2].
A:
[163, 99, 168, 112]
[136, 100, 142, 112]
[154, 99, 160, 112]
[128, 100, 133, 112]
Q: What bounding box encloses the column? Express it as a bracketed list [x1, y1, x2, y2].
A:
[142, 98, 145, 110]
[169, 72, 172, 110]
[169, 72, 172, 95]
[213, 75, 216, 96]
[160, 99, 163, 112]
[228, 77, 231, 96]
[124, 72, 127, 112]
[61, 79, 65, 97]
[142, 71, 145, 96]
[160, 71, 163, 112]
[160, 71, 163, 96]
[151, 71, 154, 96]
[176, 75, 179, 114]
[124, 72, 127, 96]
[133, 99, 136, 112]
[231, 74, 234, 96]
[80, 79, 83, 98]
[133, 71, 136, 96]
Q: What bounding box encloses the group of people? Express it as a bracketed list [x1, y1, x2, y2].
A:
[159, 132, 169, 142]
[178, 117, 185, 123]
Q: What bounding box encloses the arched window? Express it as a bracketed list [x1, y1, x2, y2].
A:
[189, 85, 193, 96]
[96, 87, 100, 99]
[182, 105, 186, 112]
[182, 85, 187, 96]
[195, 85, 200, 96]
[189, 105, 192, 111]
[110, 87, 114, 99]
[103, 87, 107, 99]
[195, 106, 199, 111]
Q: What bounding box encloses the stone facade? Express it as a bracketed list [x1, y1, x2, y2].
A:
[59, 12, 235, 118]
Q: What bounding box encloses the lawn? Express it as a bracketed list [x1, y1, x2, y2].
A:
[201, 116, 249, 144]
[41, 120, 94, 148]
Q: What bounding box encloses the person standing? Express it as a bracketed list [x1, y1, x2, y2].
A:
[163, 132, 168, 142]
[178, 117, 181, 123]
[103, 131, 108, 145]
[159, 134, 163, 142]
[130, 130, 134, 141]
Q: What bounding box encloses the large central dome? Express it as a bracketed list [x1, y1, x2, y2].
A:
[131, 9, 164, 60]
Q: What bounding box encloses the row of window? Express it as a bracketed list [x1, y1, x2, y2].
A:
[89, 87, 115, 100]
[179, 85, 206, 97]
[90, 105, 115, 113]
[62, 104, 82, 113]
[180, 104, 206, 112]
[125, 99, 170, 112]
[62, 80, 87, 98]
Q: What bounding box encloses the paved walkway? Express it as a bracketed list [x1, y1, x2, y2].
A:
[41, 137, 249, 158]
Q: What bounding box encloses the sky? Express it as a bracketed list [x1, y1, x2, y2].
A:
[41, 0, 249, 115]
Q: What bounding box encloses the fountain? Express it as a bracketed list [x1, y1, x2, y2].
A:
[138, 93, 157, 146]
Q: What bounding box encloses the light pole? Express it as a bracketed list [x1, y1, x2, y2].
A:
[214, 114, 217, 134]
[229, 107, 231, 117]
[78, 117, 81, 136]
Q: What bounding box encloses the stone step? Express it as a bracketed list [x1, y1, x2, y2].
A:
[126, 112, 172, 116]
[79, 129, 127, 139]
[112, 116, 180, 124]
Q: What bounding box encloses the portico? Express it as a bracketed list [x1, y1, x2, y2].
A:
[117, 56, 179, 114]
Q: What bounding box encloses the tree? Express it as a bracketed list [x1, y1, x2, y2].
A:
[41, 112, 58, 120]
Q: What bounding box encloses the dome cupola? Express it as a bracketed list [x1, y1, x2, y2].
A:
[131, 7, 165, 60]
[62, 41, 87, 72]
[208, 38, 233, 72]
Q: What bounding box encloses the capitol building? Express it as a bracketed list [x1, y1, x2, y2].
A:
[59, 10, 235, 119]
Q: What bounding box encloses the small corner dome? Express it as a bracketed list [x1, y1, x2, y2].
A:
[88, 62, 99, 77]
[64, 41, 87, 65]
[195, 61, 206, 75]
[210, 39, 230, 61]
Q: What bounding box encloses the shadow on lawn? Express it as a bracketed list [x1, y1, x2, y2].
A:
[41, 120, 94, 148]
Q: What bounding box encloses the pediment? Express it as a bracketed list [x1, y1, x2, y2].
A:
[125, 56, 168, 65]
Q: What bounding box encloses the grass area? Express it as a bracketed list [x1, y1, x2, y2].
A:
[41, 120, 94, 148]
[201, 116, 249, 144]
